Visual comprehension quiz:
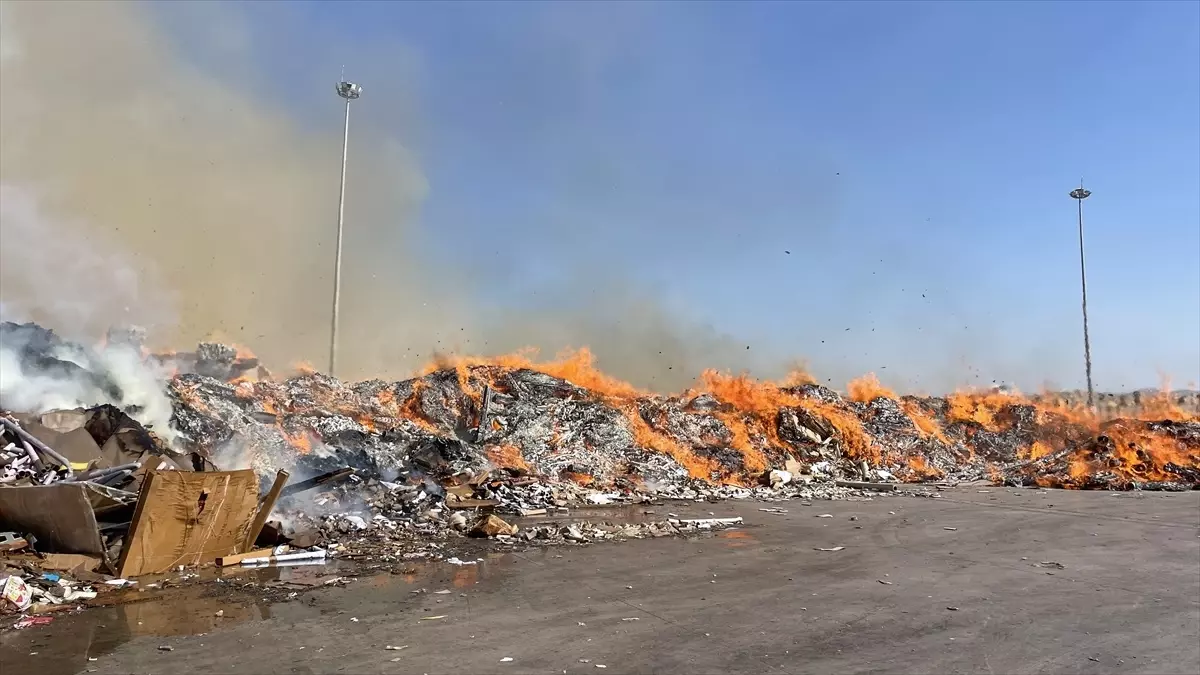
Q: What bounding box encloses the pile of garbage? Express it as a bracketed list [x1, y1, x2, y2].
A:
[160, 340, 1200, 493]
[2, 319, 1199, 617]
[0, 404, 291, 613]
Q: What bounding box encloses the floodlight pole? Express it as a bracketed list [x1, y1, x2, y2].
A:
[1069, 181, 1094, 409]
[330, 78, 361, 377]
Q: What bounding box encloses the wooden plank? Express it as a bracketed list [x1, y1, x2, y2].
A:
[244, 470, 289, 550]
[474, 384, 493, 442]
[444, 498, 499, 510]
[215, 547, 276, 567]
[115, 469, 157, 577]
[278, 467, 349, 498]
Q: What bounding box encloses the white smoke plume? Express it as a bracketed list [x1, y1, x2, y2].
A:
[0, 184, 179, 440]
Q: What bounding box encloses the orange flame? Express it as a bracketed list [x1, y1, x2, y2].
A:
[946, 390, 1018, 431]
[847, 373, 897, 403]
[486, 444, 529, 471]
[282, 429, 315, 454]
[698, 370, 877, 465]
[232, 344, 257, 360]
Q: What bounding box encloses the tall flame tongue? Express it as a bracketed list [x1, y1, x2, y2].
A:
[167, 340, 1198, 491]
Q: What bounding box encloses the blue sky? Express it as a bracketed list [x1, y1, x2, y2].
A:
[157, 1, 1198, 391]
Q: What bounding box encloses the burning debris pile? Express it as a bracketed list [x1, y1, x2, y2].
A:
[2, 319, 1199, 614]
[163, 345, 1200, 494]
[4, 319, 1198, 497]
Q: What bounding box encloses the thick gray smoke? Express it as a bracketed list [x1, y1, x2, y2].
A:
[0, 0, 759, 393]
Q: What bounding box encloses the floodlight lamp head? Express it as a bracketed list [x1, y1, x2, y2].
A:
[1069, 188, 1091, 200]
[336, 81, 362, 100]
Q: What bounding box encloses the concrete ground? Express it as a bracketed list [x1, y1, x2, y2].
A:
[4, 487, 1198, 675]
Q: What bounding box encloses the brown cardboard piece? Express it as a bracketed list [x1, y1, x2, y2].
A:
[57, 428, 109, 468]
[0, 483, 109, 557]
[116, 469, 260, 577]
[14, 413, 110, 469]
[39, 553, 103, 574]
[99, 429, 155, 468]
[19, 421, 107, 468]
[37, 409, 91, 435]
[123, 454, 183, 495]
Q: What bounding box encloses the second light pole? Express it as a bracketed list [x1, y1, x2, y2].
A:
[1069, 181, 1094, 409]
[330, 78, 362, 377]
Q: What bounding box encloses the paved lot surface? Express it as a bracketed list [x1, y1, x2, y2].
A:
[4, 488, 1198, 674]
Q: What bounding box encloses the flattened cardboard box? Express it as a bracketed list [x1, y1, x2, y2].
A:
[0, 483, 107, 557]
[116, 469, 260, 577]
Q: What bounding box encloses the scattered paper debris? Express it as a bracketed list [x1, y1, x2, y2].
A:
[814, 546, 845, 552]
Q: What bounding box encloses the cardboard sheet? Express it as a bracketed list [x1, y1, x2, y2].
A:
[0, 483, 107, 555]
[39, 553, 103, 574]
[37, 409, 91, 435]
[56, 427, 109, 468]
[116, 469, 259, 577]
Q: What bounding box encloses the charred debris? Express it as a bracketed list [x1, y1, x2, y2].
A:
[2, 320, 1198, 616]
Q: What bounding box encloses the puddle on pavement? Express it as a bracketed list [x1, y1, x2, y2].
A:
[2, 507, 748, 674]
[0, 585, 274, 675]
[0, 552, 531, 675]
[510, 501, 737, 528]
